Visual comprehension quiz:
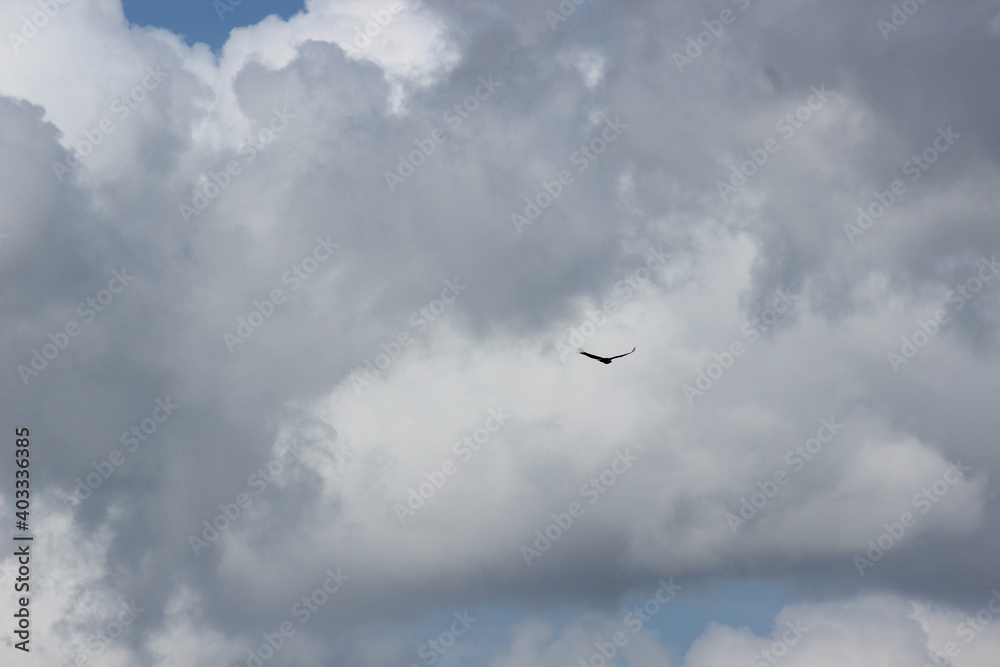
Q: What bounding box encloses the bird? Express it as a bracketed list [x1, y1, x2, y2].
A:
[577, 347, 636, 364]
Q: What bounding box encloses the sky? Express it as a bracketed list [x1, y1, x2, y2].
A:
[121, 0, 305, 52]
[2, 0, 1000, 666]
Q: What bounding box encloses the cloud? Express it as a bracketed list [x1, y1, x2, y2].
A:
[684, 593, 1000, 667]
[2, 0, 999, 664]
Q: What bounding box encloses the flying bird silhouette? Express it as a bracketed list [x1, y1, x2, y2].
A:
[577, 347, 636, 364]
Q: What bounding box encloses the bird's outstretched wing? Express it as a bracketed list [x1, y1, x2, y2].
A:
[577, 348, 607, 361]
[606, 347, 636, 361]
